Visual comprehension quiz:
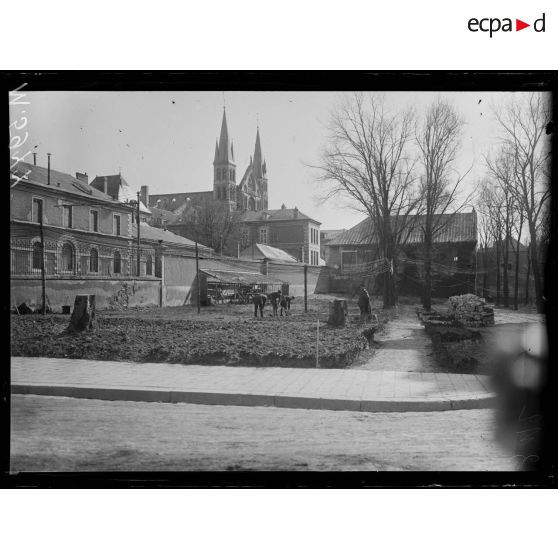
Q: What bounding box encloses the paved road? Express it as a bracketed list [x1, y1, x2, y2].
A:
[10, 394, 518, 472]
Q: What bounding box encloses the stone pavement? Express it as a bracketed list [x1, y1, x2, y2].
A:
[11, 356, 495, 412]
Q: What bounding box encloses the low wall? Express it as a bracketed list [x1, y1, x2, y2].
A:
[11, 277, 161, 311]
[265, 261, 321, 297]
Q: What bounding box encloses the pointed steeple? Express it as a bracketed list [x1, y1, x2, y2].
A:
[213, 139, 219, 163]
[253, 126, 263, 177]
[216, 108, 234, 163]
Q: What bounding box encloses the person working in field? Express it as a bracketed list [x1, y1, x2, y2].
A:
[357, 283, 372, 322]
[279, 293, 290, 316]
[269, 290, 282, 317]
[252, 290, 267, 318]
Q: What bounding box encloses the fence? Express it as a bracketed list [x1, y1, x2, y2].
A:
[10, 238, 159, 279]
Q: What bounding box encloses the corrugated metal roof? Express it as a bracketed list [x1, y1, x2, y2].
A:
[200, 269, 281, 286]
[330, 212, 477, 246]
[240, 243, 297, 262]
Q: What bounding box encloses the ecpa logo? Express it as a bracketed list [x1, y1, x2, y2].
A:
[468, 13, 546, 37]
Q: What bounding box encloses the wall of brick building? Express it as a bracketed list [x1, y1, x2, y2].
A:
[11, 185, 132, 236]
[11, 277, 161, 311]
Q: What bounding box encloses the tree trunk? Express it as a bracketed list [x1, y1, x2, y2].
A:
[513, 245, 520, 311]
[67, 295, 97, 333]
[528, 224, 544, 312]
[495, 240, 501, 306]
[328, 299, 348, 326]
[422, 235, 433, 312]
[502, 237, 510, 307]
[525, 248, 531, 305]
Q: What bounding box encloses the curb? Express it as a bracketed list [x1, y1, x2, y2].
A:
[11, 383, 497, 413]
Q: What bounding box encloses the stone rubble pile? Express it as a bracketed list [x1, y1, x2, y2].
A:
[447, 294, 494, 327]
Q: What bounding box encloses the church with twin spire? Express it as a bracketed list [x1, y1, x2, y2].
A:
[213, 108, 268, 212]
[147, 107, 321, 264]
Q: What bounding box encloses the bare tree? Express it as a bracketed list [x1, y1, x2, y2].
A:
[315, 94, 419, 308]
[183, 200, 240, 254]
[477, 179, 504, 304]
[415, 99, 470, 311]
[492, 93, 551, 312]
[485, 148, 520, 307]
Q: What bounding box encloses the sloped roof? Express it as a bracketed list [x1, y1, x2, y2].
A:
[200, 269, 281, 286]
[11, 161, 118, 204]
[330, 212, 477, 246]
[240, 243, 297, 262]
[148, 206, 180, 225]
[131, 222, 209, 249]
[239, 207, 320, 224]
[90, 174, 151, 214]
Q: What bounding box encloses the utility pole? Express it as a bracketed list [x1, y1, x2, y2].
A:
[136, 192, 141, 277]
[304, 264, 308, 313]
[195, 241, 201, 314]
[39, 202, 46, 314]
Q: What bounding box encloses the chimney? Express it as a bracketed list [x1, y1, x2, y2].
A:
[47, 153, 51, 185]
[140, 185, 149, 206]
[32, 152, 37, 166]
[293, 206, 298, 219]
[76, 171, 88, 183]
[281, 203, 286, 210]
[103, 176, 108, 195]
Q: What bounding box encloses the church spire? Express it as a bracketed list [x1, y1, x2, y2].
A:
[216, 107, 234, 163]
[253, 126, 264, 177]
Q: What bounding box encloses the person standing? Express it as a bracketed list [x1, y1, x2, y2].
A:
[253, 290, 267, 318]
[357, 284, 372, 323]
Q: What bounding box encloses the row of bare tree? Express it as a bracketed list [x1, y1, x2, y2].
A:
[317, 92, 550, 312]
[477, 93, 551, 312]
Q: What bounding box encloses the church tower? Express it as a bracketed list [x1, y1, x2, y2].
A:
[213, 108, 237, 210]
[252, 126, 268, 210]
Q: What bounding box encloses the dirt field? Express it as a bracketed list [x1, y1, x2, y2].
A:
[11, 296, 385, 368]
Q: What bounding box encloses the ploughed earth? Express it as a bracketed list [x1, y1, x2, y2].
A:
[10, 296, 382, 369]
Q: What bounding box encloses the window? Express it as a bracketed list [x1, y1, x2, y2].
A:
[90, 210, 99, 232]
[241, 229, 250, 247]
[32, 241, 43, 270]
[61, 243, 74, 273]
[63, 205, 73, 228]
[341, 251, 357, 269]
[113, 214, 121, 236]
[89, 248, 99, 273]
[259, 227, 268, 244]
[113, 251, 122, 274]
[32, 198, 43, 223]
[146, 254, 153, 276]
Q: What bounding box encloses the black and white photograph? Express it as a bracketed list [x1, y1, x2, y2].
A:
[7, 76, 554, 480]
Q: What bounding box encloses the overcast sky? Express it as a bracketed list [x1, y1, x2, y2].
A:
[15, 90, 533, 230]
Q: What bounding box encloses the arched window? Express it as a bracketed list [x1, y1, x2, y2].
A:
[113, 251, 122, 274]
[32, 241, 43, 270]
[90, 248, 99, 273]
[146, 254, 153, 276]
[61, 242, 74, 273]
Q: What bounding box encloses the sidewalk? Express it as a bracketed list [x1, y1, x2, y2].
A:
[11, 357, 495, 412]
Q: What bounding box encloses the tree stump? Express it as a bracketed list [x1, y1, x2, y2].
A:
[328, 298, 348, 326]
[67, 295, 97, 333]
